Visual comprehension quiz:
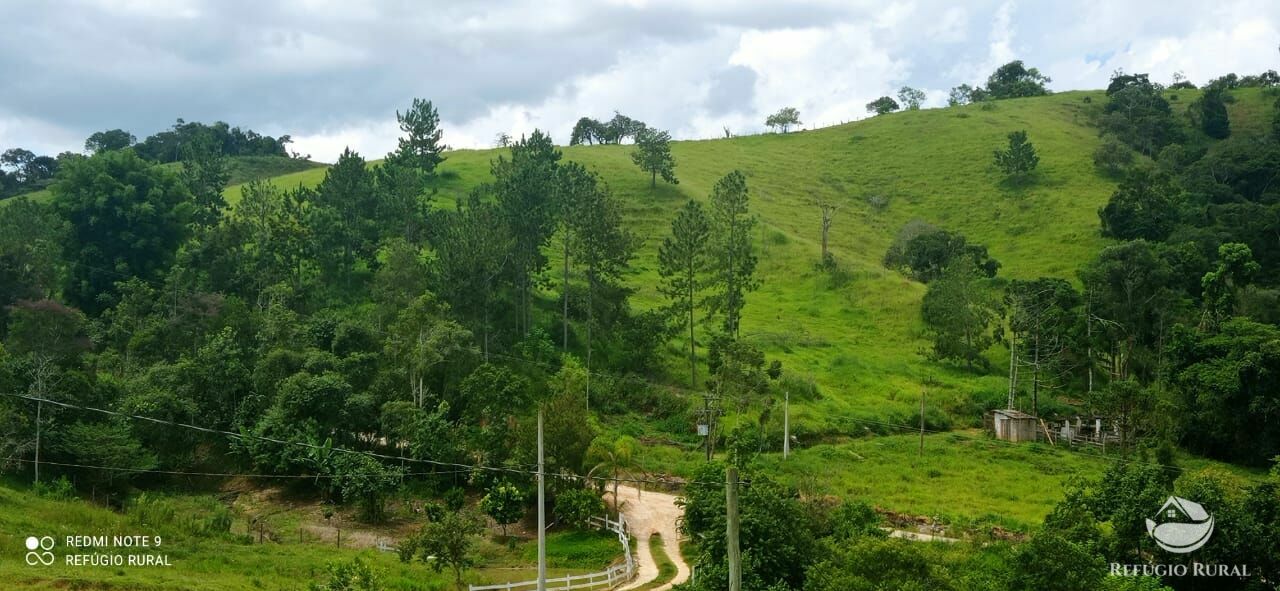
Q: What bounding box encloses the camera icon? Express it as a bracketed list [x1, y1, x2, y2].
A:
[25, 536, 55, 566]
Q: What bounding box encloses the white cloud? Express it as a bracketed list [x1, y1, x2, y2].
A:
[4, 0, 1280, 161]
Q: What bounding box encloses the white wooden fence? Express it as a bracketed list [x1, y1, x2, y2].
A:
[469, 515, 635, 591]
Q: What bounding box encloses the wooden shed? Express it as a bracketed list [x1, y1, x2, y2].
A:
[992, 409, 1039, 443]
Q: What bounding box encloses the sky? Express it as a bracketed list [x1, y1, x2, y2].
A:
[1, 0, 1278, 162]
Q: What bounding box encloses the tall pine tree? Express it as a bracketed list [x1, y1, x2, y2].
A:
[708, 170, 758, 338]
[658, 200, 711, 387]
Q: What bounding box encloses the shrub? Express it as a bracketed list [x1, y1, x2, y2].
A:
[443, 487, 466, 511]
[554, 488, 605, 529]
[1092, 135, 1134, 177]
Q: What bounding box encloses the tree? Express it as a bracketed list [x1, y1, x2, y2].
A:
[568, 170, 634, 395]
[679, 463, 816, 591]
[948, 84, 978, 106]
[1102, 72, 1182, 156]
[331, 453, 404, 523]
[707, 171, 758, 338]
[401, 509, 485, 589]
[493, 130, 561, 335]
[603, 112, 646, 144]
[52, 150, 192, 314]
[922, 262, 998, 371]
[897, 86, 926, 110]
[1078, 240, 1174, 383]
[373, 159, 429, 243]
[309, 148, 377, 287]
[985, 60, 1051, 99]
[883, 225, 1000, 283]
[1199, 242, 1259, 329]
[480, 481, 524, 538]
[84, 129, 136, 154]
[866, 96, 899, 115]
[388, 98, 447, 174]
[1006, 278, 1081, 415]
[179, 126, 231, 228]
[631, 127, 678, 189]
[659, 200, 711, 386]
[1093, 135, 1135, 177]
[1193, 83, 1231, 139]
[994, 130, 1040, 181]
[569, 117, 605, 146]
[554, 487, 606, 529]
[386, 294, 475, 409]
[764, 107, 801, 133]
[433, 191, 510, 357]
[1098, 169, 1180, 241]
[586, 435, 637, 509]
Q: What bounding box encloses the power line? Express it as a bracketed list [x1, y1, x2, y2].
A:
[17, 237, 1243, 485]
[7, 457, 470, 480]
[1, 391, 736, 490]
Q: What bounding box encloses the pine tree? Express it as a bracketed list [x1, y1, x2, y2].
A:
[389, 98, 447, 174]
[994, 130, 1039, 181]
[708, 171, 758, 338]
[658, 200, 712, 387]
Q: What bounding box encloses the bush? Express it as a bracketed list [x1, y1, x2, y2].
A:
[128, 493, 176, 528]
[554, 488, 605, 529]
[1092, 135, 1134, 177]
[309, 557, 383, 591]
[33, 476, 76, 501]
[443, 487, 466, 511]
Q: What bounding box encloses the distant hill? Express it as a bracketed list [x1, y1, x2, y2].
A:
[3, 155, 323, 204]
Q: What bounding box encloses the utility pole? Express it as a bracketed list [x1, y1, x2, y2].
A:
[537, 407, 546, 591]
[698, 392, 720, 462]
[34, 399, 41, 486]
[725, 466, 741, 591]
[918, 390, 926, 462]
[782, 391, 790, 460]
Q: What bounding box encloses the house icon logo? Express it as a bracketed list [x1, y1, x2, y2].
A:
[1145, 496, 1214, 554]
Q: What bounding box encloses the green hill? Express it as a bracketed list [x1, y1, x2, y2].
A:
[5, 155, 322, 204]
[229, 89, 1274, 434]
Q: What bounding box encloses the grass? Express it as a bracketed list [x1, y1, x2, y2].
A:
[0, 481, 620, 590]
[634, 533, 677, 591]
[624, 430, 1265, 532]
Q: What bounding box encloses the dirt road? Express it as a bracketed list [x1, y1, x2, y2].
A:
[608, 484, 690, 591]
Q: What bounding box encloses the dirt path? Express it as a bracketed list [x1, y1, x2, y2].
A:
[608, 484, 690, 591]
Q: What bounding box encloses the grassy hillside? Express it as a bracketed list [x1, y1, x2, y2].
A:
[229, 89, 1277, 432]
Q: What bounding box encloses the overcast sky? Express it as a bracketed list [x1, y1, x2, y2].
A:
[2, 0, 1278, 162]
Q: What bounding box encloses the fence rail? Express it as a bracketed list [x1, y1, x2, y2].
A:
[469, 514, 635, 591]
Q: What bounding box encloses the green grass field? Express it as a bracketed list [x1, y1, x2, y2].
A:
[0, 481, 619, 590]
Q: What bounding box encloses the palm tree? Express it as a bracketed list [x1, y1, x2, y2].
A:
[586, 435, 638, 514]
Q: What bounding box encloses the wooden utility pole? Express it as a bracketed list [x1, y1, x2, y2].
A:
[537, 407, 546, 591]
[782, 391, 790, 460]
[918, 390, 926, 461]
[34, 399, 41, 486]
[726, 466, 741, 591]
